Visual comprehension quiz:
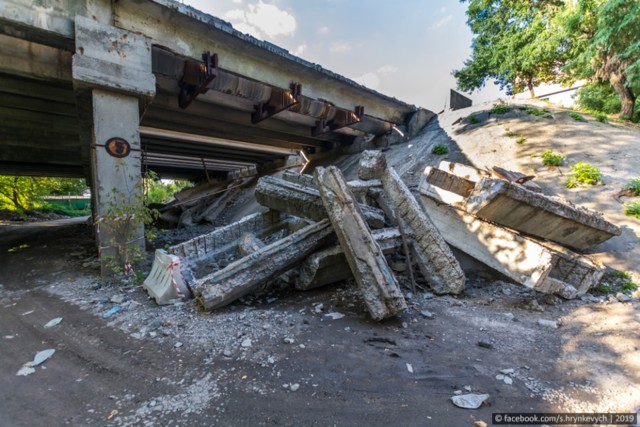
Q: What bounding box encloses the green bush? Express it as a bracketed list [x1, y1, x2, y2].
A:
[516, 136, 526, 145]
[565, 162, 602, 188]
[568, 111, 586, 122]
[432, 144, 449, 155]
[624, 201, 640, 219]
[595, 113, 608, 123]
[505, 130, 516, 138]
[624, 178, 640, 196]
[490, 103, 510, 114]
[541, 150, 565, 166]
[575, 82, 622, 115]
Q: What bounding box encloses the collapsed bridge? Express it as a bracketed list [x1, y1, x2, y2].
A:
[0, 0, 432, 256]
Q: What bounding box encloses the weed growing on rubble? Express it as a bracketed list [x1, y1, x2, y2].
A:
[624, 178, 640, 196]
[432, 144, 449, 155]
[565, 162, 602, 188]
[516, 136, 527, 145]
[624, 201, 640, 219]
[96, 171, 158, 276]
[490, 103, 510, 114]
[594, 271, 638, 295]
[468, 115, 480, 124]
[541, 149, 565, 166]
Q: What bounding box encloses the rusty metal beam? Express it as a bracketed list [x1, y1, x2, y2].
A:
[179, 51, 218, 109]
[312, 105, 364, 137]
[252, 83, 301, 124]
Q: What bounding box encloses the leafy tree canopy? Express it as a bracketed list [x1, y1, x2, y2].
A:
[0, 176, 88, 212]
[455, 0, 640, 119]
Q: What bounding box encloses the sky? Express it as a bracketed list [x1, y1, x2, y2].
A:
[181, 0, 505, 112]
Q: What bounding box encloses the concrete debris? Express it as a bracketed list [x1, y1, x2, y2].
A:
[465, 178, 620, 250]
[537, 319, 559, 329]
[314, 166, 406, 320]
[418, 161, 608, 298]
[44, 317, 63, 328]
[142, 149, 623, 324]
[450, 393, 490, 409]
[358, 150, 388, 180]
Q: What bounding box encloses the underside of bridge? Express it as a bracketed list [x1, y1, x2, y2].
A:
[0, 0, 431, 261]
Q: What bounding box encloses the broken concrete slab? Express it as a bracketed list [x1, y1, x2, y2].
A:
[255, 176, 385, 229]
[382, 167, 465, 295]
[419, 195, 603, 298]
[296, 228, 404, 291]
[194, 219, 335, 311]
[281, 170, 382, 196]
[465, 178, 621, 250]
[170, 210, 289, 270]
[314, 166, 406, 320]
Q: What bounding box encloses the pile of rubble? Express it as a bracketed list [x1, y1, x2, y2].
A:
[143, 150, 620, 321]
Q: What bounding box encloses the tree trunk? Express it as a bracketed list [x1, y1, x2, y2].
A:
[527, 77, 535, 98]
[609, 71, 635, 120]
[11, 177, 24, 211]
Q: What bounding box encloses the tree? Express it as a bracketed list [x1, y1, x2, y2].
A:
[456, 0, 640, 120]
[561, 0, 640, 119]
[0, 176, 87, 212]
[454, 0, 562, 97]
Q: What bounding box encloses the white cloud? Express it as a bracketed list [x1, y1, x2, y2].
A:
[354, 72, 380, 89]
[330, 42, 351, 53]
[293, 44, 307, 56]
[318, 26, 329, 34]
[232, 0, 243, 3]
[429, 14, 452, 30]
[224, 1, 297, 39]
[354, 65, 399, 90]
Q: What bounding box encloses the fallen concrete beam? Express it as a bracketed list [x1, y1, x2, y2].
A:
[281, 170, 382, 195]
[194, 219, 335, 311]
[255, 176, 385, 228]
[296, 228, 404, 291]
[314, 166, 406, 320]
[419, 195, 603, 298]
[358, 150, 388, 180]
[465, 178, 621, 250]
[169, 210, 289, 270]
[382, 167, 466, 295]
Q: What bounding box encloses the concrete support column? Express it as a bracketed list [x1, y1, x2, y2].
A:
[71, 14, 155, 273]
[90, 89, 144, 266]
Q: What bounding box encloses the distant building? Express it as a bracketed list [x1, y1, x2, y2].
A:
[514, 81, 585, 107]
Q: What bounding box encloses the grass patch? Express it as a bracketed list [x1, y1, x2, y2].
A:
[432, 144, 449, 155]
[624, 201, 640, 219]
[541, 149, 565, 166]
[40, 202, 91, 217]
[516, 136, 526, 145]
[468, 115, 480, 124]
[525, 107, 552, 118]
[490, 103, 510, 114]
[624, 178, 640, 196]
[565, 162, 602, 188]
[568, 111, 586, 121]
[593, 271, 638, 295]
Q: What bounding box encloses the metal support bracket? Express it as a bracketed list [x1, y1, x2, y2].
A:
[312, 105, 364, 137]
[179, 51, 218, 109]
[252, 83, 302, 124]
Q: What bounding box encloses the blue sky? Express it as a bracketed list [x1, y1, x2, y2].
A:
[182, 0, 505, 111]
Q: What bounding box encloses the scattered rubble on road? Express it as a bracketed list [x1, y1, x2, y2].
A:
[144, 149, 619, 320]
